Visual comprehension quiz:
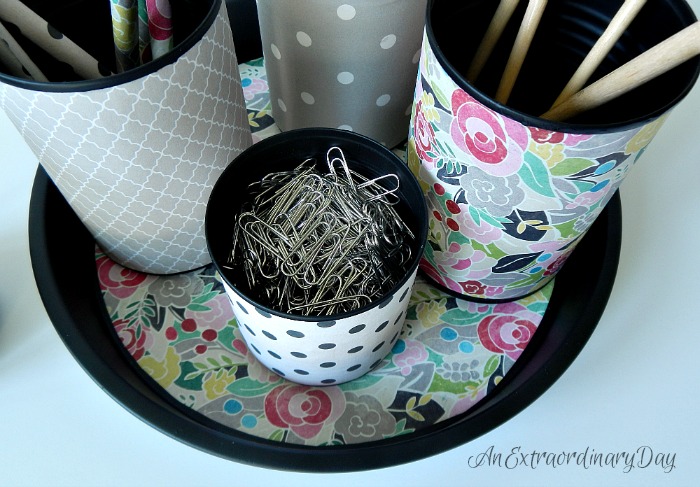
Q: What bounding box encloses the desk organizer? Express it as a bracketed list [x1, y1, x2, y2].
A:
[29, 59, 621, 472]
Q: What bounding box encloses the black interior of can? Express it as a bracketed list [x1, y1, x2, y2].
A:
[430, 0, 700, 128]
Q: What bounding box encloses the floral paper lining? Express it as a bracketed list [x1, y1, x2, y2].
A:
[98, 58, 554, 446]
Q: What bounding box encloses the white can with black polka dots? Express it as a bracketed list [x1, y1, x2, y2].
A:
[222, 269, 417, 385]
[257, 0, 428, 148]
[206, 128, 429, 386]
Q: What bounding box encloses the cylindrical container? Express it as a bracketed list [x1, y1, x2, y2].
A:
[0, 0, 252, 274]
[206, 128, 428, 386]
[408, 0, 700, 300]
[256, 0, 428, 148]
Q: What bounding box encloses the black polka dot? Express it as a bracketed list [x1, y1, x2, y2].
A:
[399, 286, 410, 302]
[250, 343, 261, 355]
[391, 332, 400, 344]
[47, 24, 64, 40]
[377, 297, 392, 309]
[320, 362, 336, 368]
[317, 320, 336, 328]
[370, 359, 382, 369]
[319, 343, 336, 350]
[237, 302, 249, 314]
[287, 330, 305, 338]
[244, 324, 256, 336]
[271, 368, 285, 377]
[294, 369, 309, 375]
[347, 346, 363, 354]
[255, 307, 272, 318]
[372, 341, 385, 352]
[268, 350, 281, 359]
[291, 352, 307, 358]
[346, 364, 362, 372]
[349, 324, 366, 334]
[262, 330, 277, 340]
[321, 379, 336, 384]
[375, 321, 389, 332]
[394, 311, 404, 325]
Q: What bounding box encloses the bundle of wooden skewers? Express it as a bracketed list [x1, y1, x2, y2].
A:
[465, 0, 700, 121]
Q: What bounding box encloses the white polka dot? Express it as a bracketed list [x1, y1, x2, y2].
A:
[337, 4, 356, 20]
[270, 43, 281, 59]
[412, 49, 421, 64]
[376, 94, 391, 107]
[296, 31, 312, 47]
[337, 71, 355, 84]
[338, 125, 353, 131]
[301, 92, 315, 104]
[277, 98, 287, 112]
[380, 34, 397, 49]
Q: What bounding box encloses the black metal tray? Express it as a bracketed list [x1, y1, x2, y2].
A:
[28, 165, 621, 472]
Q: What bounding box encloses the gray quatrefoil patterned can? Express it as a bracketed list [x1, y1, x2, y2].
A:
[0, 0, 252, 274]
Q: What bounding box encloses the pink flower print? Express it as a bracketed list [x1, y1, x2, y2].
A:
[455, 204, 503, 245]
[242, 77, 269, 101]
[449, 89, 528, 176]
[413, 99, 438, 164]
[392, 340, 429, 376]
[184, 293, 234, 331]
[528, 127, 592, 147]
[477, 303, 539, 360]
[264, 384, 345, 440]
[565, 183, 611, 210]
[419, 259, 464, 294]
[97, 254, 150, 299]
[114, 319, 149, 361]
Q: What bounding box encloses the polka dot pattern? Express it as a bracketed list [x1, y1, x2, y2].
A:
[296, 31, 312, 47]
[337, 4, 356, 20]
[337, 71, 354, 85]
[257, 0, 429, 148]
[223, 270, 418, 386]
[380, 34, 397, 49]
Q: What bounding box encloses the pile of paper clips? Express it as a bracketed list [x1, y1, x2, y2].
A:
[226, 147, 415, 317]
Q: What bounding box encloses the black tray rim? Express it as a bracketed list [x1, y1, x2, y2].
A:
[28, 166, 621, 473]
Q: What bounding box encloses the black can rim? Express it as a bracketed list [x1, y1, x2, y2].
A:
[205, 127, 430, 323]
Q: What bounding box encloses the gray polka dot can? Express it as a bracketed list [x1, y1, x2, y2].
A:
[257, 0, 428, 148]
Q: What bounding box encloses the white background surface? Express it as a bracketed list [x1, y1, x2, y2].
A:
[2, 2, 700, 485]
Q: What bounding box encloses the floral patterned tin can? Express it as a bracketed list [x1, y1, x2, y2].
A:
[408, 0, 700, 300]
[256, 0, 428, 148]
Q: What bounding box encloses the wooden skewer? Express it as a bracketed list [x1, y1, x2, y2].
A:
[467, 0, 521, 81]
[495, 0, 548, 104]
[551, 0, 648, 108]
[541, 21, 700, 122]
[0, 20, 48, 81]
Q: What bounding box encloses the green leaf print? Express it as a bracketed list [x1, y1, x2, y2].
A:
[550, 157, 595, 177]
[519, 152, 555, 198]
[554, 219, 577, 240]
[431, 83, 451, 109]
[483, 355, 500, 378]
[227, 377, 279, 397]
[440, 308, 486, 326]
